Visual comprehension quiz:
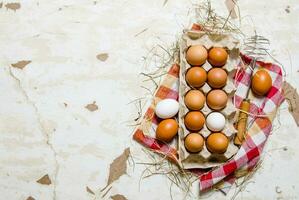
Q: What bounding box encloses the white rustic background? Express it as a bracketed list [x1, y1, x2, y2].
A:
[0, 0, 298, 199]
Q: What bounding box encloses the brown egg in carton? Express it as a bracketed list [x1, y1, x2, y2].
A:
[178, 31, 241, 169]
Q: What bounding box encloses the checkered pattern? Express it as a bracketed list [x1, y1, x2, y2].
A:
[133, 35, 284, 193]
[133, 64, 180, 163]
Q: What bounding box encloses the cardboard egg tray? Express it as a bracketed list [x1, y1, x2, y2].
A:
[178, 30, 241, 169]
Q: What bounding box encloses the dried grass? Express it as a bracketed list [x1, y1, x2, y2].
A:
[138, 149, 198, 200]
[230, 160, 262, 200]
[130, 0, 285, 198]
[192, 0, 243, 35]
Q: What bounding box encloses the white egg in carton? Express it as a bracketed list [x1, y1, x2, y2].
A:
[178, 30, 241, 169]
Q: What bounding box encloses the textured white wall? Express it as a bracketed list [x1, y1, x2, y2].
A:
[0, 0, 298, 199]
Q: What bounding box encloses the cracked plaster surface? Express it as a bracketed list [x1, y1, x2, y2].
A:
[8, 66, 58, 200]
[0, 0, 298, 200]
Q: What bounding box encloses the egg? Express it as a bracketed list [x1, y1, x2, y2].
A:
[208, 47, 228, 67]
[156, 119, 178, 142]
[207, 68, 227, 88]
[186, 45, 208, 66]
[185, 67, 207, 88]
[251, 69, 272, 96]
[155, 99, 179, 119]
[206, 112, 226, 131]
[206, 90, 228, 110]
[206, 132, 229, 154]
[184, 133, 204, 153]
[184, 90, 205, 110]
[184, 111, 205, 131]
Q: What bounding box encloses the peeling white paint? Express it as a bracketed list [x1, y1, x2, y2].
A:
[0, 0, 298, 200]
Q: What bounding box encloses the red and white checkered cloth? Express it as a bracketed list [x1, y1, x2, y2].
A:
[133, 29, 284, 193]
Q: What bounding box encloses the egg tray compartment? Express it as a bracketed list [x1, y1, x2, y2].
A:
[138, 97, 179, 150]
[178, 31, 240, 169]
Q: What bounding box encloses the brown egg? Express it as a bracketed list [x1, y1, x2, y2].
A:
[206, 90, 228, 110]
[251, 69, 272, 96]
[184, 133, 204, 153]
[208, 47, 228, 67]
[186, 45, 208, 66]
[185, 67, 207, 88]
[206, 132, 229, 154]
[184, 90, 205, 110]
[207, 68, 227, 88]
[156, 119, 178, 143]
[184, 111, 205, 131]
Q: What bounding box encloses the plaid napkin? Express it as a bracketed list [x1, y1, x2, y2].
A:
[133, 64, 180, 163]
[133, 31, 284, 193]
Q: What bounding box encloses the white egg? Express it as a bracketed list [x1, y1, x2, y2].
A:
[206, 112, 226, 131]
[155, 99, 179, 119]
